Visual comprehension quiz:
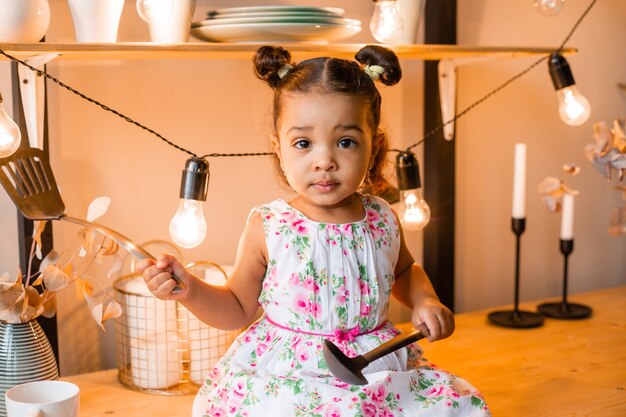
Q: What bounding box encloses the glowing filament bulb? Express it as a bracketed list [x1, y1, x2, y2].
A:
[400, 189, 431, 231]
[370, 0, 404, 43]
[556, 86, 591, 126]
[0, 93, 21, 158]
[136, 0, 174, 23]
[169, 157, 210, 249]
[534, 0, 565, 16]
[169, 199, 207, 248]
[548, 53, 591, 127]
[395, 151, 431, 231]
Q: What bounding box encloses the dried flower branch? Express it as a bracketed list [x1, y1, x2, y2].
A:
[585, 120, 626, 181]
[537, 176, 579, 212]
[0, 197, 123, 327]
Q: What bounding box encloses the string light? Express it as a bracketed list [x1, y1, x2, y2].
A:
[370, 0, 404, 43]
[169, 157, 209, 248]
[548, 53, 591, 126]
[0, 92, 21, 158]
[395, 152, 431, 230]
[0, 0, 598, 241]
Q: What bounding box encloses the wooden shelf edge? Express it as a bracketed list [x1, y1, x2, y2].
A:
[0, 42, 576, 61]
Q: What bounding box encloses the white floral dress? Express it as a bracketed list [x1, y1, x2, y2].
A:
[192, 195, 490, 417]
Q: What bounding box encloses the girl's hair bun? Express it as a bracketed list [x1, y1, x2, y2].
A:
[355, 45, 402, 86]
[253, 45, 293, 89]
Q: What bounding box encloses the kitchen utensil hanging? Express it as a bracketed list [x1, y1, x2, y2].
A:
[0, 146, 184, 292]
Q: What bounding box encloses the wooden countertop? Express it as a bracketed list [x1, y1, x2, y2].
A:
[65, 286, 626, 416]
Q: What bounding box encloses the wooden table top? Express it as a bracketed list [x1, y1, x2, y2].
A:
[65, 286, 626, 416]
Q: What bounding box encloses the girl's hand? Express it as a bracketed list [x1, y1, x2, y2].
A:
[135, 254, 191, 301]
[411, 297, 455, 342]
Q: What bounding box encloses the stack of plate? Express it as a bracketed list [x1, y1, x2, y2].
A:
[191, 6, 362, 43]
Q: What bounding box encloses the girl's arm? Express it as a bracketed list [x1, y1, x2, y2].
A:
[137, 212, 268, 330]
[390, 214, 455, 342]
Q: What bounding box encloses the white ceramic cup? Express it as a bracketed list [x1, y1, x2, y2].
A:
[67, 0, 125, 42]
[395, 0, 426, 44]
[5, 380, 79, 417]
[146, 0, 196, 43]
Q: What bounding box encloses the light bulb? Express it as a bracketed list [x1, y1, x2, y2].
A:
[0, 93, 21, 158]
[395, 151, 431, 231]
[136, 0, 174, 23]
[169, 199, 207, 248]
[548, 53, 591, 126]
[169, 157, 210, 249]
[534, 0, 565, 16]
[556, 86, 591, 126]
[399, 189, 431, 231]
[370, 0, 404, 43]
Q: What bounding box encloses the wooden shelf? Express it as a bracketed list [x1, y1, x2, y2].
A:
[0, 42, 575, 61]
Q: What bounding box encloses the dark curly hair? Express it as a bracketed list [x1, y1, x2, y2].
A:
[253, 45, 402, 195]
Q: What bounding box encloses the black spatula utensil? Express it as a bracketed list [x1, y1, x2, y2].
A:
[0, 146, 184, 292]
[323, 328, 426, 385]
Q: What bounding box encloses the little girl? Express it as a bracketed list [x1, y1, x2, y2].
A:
[138, 45, 490, 417]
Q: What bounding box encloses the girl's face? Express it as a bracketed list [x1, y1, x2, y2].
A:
[273, 91, 379, 211]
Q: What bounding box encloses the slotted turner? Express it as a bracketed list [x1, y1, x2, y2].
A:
[323, 328, 426, 385]
[0, 147, 184, 292]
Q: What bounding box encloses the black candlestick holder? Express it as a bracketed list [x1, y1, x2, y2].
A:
[537, 239, 592, 319]
[488, 218, 545, 328]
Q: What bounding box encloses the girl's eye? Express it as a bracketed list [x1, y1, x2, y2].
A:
[338, 138, 357, 149]
[294, 139, 311, 149]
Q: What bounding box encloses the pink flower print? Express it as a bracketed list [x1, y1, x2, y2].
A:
[244, 335, 252, 343]
[366, 384, 387, 404]
[209, 405, 227, 417]
[324, 404, 342, 417]
[342, 223, 353, 238]
[293, 294, 310, 314]
[366, 208, 380, 223]
[292, 219, 308, 234]
[304, 275, 319, 291]
[426, 384, 446, 398]
[359, 280, 371, 296]
[289, 273, 300, 286]
[380, 409, 394, 417]
[233, 381, 248, 398]
[332, 379, 350, 389]
[445, 400, 453, 407]
[310, 301, 322, 319]
[295, 345, 309, 362]
[208, 367, 222, 380]
[256, 343, 268, 357]
[335, 286, 348, 305]
[228, 399, 242, 414]
[360, 401, 378, 417]
[360, 301, 371, 316]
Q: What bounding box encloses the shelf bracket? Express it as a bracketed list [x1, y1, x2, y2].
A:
[18, 53, 59, 149]
[437, 56, 498, 141]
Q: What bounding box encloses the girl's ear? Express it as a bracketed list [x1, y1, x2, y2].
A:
[371, 131, 384, 161]
[270, 133, 284, 169]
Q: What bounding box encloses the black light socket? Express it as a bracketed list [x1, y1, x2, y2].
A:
[548, 53, 575, 91]
[179, 157, 209, 201]
[395, 151, 421, 191]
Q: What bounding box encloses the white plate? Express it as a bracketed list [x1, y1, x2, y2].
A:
[191, 22, 362, 44]
[193, 16, 361, 28]
[207, 11, 349, 20]
[208, 6, 344, 17]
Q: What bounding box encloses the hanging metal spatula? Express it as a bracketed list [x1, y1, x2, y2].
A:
[323, 328, 426, 385]
[0, 146, 184, 293]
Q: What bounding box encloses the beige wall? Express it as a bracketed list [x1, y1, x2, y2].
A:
[0, 0, 623, 376]
[455, 0, 626, 312]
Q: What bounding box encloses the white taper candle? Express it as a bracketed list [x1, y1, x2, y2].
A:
[512, 143, 526, 219]
[560, 193, 575, 240]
